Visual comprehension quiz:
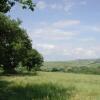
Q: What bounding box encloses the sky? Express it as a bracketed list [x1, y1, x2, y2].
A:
[7, 0, 100, 61]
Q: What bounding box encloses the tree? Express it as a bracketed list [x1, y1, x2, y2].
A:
[0, 0, 35, 13]
[24, 49, 44, 71]
[0, 12, 32, 73]
[0, 0, 44, 74]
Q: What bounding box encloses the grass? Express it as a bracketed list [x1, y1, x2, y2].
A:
[0, 72, 100, 100]
[0, 81, 74, 100]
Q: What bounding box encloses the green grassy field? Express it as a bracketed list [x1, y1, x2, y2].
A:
[0, 72, 100, 100]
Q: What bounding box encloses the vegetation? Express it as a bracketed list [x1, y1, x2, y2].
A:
[0, 12, 30, 73]
[24, 49, 44, 71]
[0, 0, 35, 13]
[0, 72, 100, 100]
[0, 0, 43, 74]
[0, 0, 100, 100]
[0, 13, 43, 73]
[42, 59, 100, 75]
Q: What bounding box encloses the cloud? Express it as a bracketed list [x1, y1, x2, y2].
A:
[60, 47, 100, 60]
[34, 27, 78, 36]
[50, 4, 63, 10]
[30, 19, 80, 42]
[36, 43, 55, 50]
[63, 1, 74, 12]
[79, 37, 96, 42]
[28, 19, 100, 61]
[74, 48, 96, 57]
[37, 1, 47, 10]
[36, 0, 87, 14]
[34, 43, 56, 56]
[92, 27, 100, 32]
[32, 27, 79, 41]
[53, 20, 80, 28]
[63, 0, 87, 13]
[34, 43, 100, 60]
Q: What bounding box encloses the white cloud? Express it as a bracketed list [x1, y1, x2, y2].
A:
[28, 19, 100, 61]
[92, 27, 100, 32]
[74, 47, 97, 58]
[61, 47, 100, 60]
[64, 2, 74, 12]
[79, 37, 96, 42]
[32, 27, 79, 41]
[30, 19, 80, 41]
[37, 1, 47, 10]
[53, 20, 80, 28]
[50, 4, 63, 10]
[36, 0, 87, 14]
[36, 43, 55, 50]
[63, 0, 87, 13]
[34, 43, 57, 56]
[33, 40, 100, 60]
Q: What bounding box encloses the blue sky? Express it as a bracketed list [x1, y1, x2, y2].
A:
[7, 0, 100, 61]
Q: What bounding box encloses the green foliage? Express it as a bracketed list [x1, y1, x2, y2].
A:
[0, 0, 43, 74]
[24, 49, 44, 71]
[42, 59, 100, 75]
[0, 8, 43, 74]
[0, 0, 35, 13]
[51, 68, 65, 72]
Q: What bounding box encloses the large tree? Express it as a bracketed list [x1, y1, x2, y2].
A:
[0, 0, 35, 13]
[0, 12, 32, 73]
[0, 0, 44, 73]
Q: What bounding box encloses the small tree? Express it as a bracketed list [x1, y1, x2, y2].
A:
[24, 49, 44, 71]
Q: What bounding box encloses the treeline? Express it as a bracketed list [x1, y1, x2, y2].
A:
[41, 66, 100, 75]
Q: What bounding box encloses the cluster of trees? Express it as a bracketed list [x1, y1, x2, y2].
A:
[0, 0, 44, 73]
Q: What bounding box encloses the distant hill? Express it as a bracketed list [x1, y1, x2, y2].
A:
[43, 59, 100, 68]
[41, 59, 100, 74]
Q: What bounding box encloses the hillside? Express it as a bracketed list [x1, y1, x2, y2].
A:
[42, 59, 100, 74]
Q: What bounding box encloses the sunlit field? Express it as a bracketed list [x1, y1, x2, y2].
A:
[0, 72, 100, 100]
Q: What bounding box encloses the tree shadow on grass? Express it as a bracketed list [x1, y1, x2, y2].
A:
[0, 80, 76, 100]
[0, 71, 38, 77]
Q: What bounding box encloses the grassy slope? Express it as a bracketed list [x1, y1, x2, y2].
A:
[0, 72, 100, 100]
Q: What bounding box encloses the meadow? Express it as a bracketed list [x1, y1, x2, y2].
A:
[0, 72, 100, 100]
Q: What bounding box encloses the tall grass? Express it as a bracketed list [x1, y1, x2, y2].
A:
[0, 80, 75, 100]
[0, 72, 100, 100]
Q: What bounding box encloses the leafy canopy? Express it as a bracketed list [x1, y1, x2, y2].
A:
[25, 49, 44, 71]
[0, 0, 35, 13]
[0, 13, 44, 73]
[0, 12, 32, 72]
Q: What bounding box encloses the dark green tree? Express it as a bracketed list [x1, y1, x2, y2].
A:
[0, 12, 32, 73]
[24, 49, 44, 71]
[0, 0, 35, 13]
[0, 0, 44, 74]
